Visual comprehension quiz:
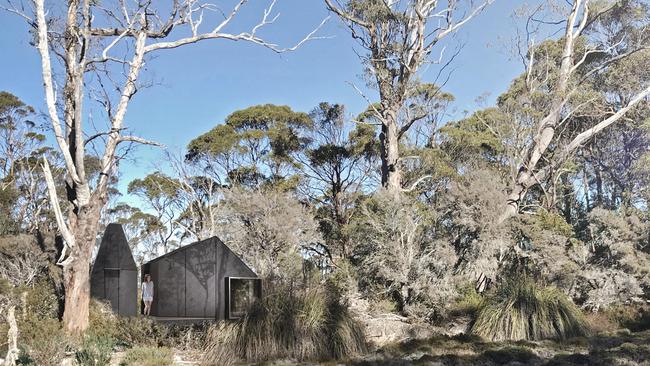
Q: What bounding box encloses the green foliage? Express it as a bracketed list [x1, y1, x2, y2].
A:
[75, 334, 115, 366]
[88, 300, 207, 350]
[186, 123, 240, 161]
[87, 300, 121, 340]
[440, 108, 506, 162]
[450, 283, 483, 317]
[202, 283, 367, 365]
[471, 278, 589, 341]
[127, 171, 180, 200]
[18, 318, 69, 366]
[186, 104, 312, 188]
[120, 346, 173, 366]
[226, 104, 311, 130]
[88, 300, 168, 347]
[22, 279, 60, 320]
[534, 210, 575, 237]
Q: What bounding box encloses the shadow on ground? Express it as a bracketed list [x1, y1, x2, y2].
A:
[342, 329, 650, 366]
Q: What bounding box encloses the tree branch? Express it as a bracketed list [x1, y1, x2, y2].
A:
[42, 157, 75, 266]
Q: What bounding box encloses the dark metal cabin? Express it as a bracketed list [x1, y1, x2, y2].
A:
[141, 237, 261, 320]
[90, 223, 138, 316]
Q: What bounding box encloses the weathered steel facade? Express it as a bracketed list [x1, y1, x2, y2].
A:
[90, 224, 138, 316]
[142, 237, 260, 319]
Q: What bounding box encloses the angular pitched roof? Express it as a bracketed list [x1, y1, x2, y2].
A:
[93, 223, 137, 270]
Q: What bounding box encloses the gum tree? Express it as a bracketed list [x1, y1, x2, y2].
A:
[324, 0, 493, 194]
[4, 0, 325, 332]
[499, 0, 650, 221]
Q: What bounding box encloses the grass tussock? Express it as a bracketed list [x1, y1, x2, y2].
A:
[120, 346, 173, 366]
[202, 283, 367, 365]
[471, 278, 589, 341]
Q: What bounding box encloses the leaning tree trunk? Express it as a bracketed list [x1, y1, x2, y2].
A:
[380, 109, 402, 194]
[61, 204, 102, 333]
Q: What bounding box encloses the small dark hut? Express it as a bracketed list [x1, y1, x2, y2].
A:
[90, 223, 138, 316]
[142, 237, 261, 320]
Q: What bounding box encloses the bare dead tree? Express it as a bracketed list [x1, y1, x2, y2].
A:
[325, 0, 493, 194]
[500, 0, 650, 221]
[4, 0, 325, 332]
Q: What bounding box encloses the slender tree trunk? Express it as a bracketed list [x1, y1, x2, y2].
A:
[562, 174, 573, 224]
[380, 109, 402, 193]
[583, 168, 591, 211]
[595, 167, 604, 207]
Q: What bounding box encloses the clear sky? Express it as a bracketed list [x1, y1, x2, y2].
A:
[0, 0, 536, 199]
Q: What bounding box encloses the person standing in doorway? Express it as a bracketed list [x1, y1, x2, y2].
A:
[142, 274, 154, 316]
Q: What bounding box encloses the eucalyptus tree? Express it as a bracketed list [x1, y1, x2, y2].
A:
[325, 0, 492, 194]
[127, 172, 183, 254]
[103, 203, 163, 262]
[298, 102, 379, 262]
[0, 91, 58, 234]
[3, 0, 325, 332]
[186, 104, 313, 188]
[499, 0, 650, 221]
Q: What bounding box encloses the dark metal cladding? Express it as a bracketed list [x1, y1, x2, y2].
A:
[142, 236, 260, 320]
[90, 223, 138, 317]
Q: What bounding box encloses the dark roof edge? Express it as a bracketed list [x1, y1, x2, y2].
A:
[143, 236, 258, 276]
[143, 236, 219, 265]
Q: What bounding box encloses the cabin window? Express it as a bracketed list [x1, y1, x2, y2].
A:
[227, 277, 261, 319]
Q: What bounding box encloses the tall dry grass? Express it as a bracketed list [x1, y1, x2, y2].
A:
[471, 278, 589, 341]
[202, 283, 367, 365]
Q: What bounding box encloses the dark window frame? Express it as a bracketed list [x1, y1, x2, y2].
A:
[225, 276, 262, 319]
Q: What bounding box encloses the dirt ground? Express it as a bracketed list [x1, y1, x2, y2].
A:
[253, 329, 650, 366]
[99, 328, 650, 365]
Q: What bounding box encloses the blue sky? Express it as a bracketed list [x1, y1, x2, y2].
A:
[0, 0, 535, 199]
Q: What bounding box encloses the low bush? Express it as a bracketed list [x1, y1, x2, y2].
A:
[120, 346, 173, 366]
[87, 300, 121, 339]
[88, 300, 187, 348]
[450, 283, 483, 317]
[471, 278, 590, 341]
[75, 334, 115, 366]
[116, 316, 169, 347]
[202, 283, 367, 365]
[584, 310, 619, 334]
[603, 304, 650, 332]
[17, 317, 69, 366]
[21, 279, 60, 320]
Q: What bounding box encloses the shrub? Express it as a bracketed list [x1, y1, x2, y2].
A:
[450, 283, 483, 317]
[87, 300, 121, 340]
[18, 318, 68, 366]
[116, 316, 168, 347]
[75, 334, 115, 366]
[120, 346, 173, 366]
[87, 299, 205, 350]
[603, 304, 650, 332]
[584, 310, 619, 334]
[19, 279, 60, 321]
[471, 278, 590, 341]
[202, 283, 367, 365]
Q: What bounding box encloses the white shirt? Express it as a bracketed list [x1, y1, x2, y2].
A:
[142, 281, 154, 300]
